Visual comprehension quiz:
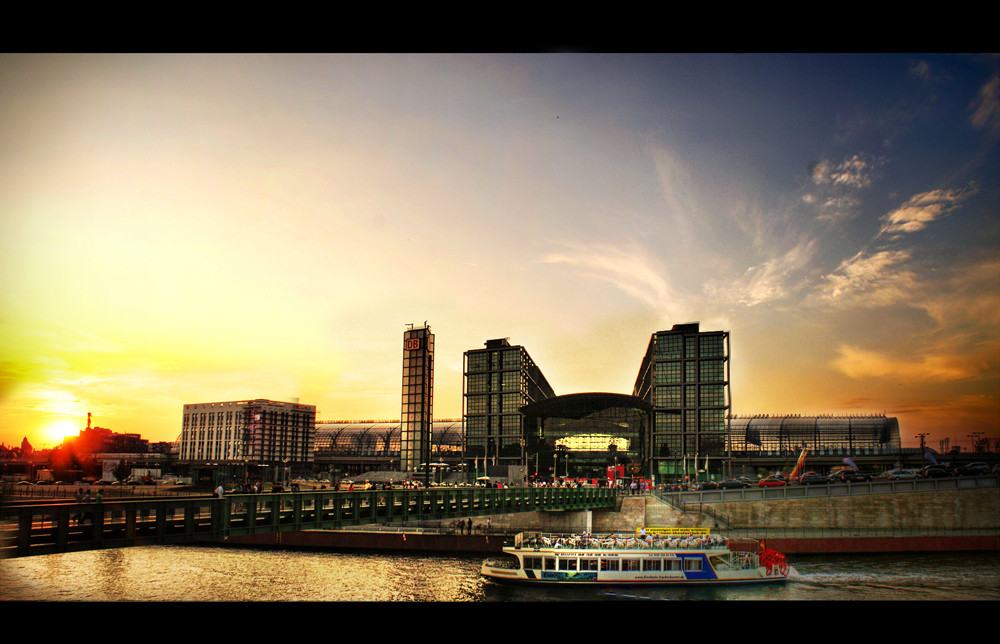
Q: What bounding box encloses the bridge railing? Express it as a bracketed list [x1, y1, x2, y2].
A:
[0, 486, 615, 558]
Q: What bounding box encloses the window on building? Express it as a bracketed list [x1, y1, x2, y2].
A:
[700, 335, 724, 358]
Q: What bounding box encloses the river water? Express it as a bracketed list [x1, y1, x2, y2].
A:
[1, 546, 998, 602]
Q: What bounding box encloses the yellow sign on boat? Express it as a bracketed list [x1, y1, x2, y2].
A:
[638, 527, 712, 535]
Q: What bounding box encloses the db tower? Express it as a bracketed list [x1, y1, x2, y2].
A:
[401, 323, 434, 474]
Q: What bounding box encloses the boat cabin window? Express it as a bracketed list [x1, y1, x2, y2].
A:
[643, 559, 662, 571]
[523, 556, 543, 570]
[622, 559, 641, 571]
[601, 559, 620, 572]
[665, 559, 682, 571]
[683, 558, 703, 572]
[544, 558, 556, 571]
[558, 558, 578, 571]
[580, 558, 598, 571]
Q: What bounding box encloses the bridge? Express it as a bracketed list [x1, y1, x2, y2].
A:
[0, 486, 615, 559]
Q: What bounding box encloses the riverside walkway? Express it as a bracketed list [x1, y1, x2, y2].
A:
[0, 486, 614, 558]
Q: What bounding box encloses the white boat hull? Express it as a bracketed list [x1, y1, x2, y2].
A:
[480, 532, 790, 586]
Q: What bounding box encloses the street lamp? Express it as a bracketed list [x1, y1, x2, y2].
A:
[915, 433, 929, 462]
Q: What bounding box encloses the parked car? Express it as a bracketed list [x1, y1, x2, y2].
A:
[696, 480, 719, 490]
[954, 462, 991, 477]
[920, 465, 952, 479]
[797, 472, 828, 485]
[719, 478, 751, 489]
[884, 469, 919, 480]
[827, 469, 872, 483]
[759, 474, 789, 488]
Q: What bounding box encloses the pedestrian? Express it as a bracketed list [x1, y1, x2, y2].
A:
[82, 489, 92, 524]
[467, 518, 472, 535]
[215, 483, 225, 499]
[74, 487, 84, 525]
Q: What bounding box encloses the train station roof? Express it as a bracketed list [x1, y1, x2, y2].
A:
[520, 392, 652, 419]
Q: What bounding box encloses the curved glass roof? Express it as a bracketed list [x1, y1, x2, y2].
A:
[520, 392, 652, 419]
[314, 420, 463, 456]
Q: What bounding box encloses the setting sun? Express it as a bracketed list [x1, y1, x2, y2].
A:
[40, 417, 83, 448]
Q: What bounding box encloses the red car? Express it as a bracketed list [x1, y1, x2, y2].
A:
[758, 475, 789, 488]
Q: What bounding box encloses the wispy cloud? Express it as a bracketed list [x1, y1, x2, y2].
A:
[810, 154, 879, 189]
[539, 241, 679, 314]
[821, 248, 916, 304]
[705, 238, 817, 307]
[878, 185, 977, 238]
[971, 73, 1000, 135]
[806, 153, 882, 221]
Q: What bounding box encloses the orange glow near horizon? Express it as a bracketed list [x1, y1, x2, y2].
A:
[40, 417, 85, 448]
[1, 54, 997, 456]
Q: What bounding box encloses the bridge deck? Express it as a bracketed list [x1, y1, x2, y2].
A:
[0, 487, 615, 558]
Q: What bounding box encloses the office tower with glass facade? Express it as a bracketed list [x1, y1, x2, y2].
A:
[463, 338, 556, 476]
[401, 324, 434, 473]
[633, 323, 730, 481]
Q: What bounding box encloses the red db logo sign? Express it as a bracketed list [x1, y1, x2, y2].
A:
[405, 338, 421, 351]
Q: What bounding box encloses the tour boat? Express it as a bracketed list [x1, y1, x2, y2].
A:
[480, 528, 791, 585]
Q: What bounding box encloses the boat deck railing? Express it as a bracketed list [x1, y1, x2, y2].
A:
[512, 531, 733, 551]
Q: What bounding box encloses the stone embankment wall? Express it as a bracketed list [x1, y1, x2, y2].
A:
[473, 487, 1000, 534]
[690, 488, 1000, 531]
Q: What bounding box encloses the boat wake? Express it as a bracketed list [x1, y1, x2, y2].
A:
[787, 567, 993, 600]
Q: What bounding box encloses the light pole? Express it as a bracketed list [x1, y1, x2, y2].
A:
[915, 433, 929, 462]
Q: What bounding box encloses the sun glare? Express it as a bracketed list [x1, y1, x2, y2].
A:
[42, 417, 83, 447]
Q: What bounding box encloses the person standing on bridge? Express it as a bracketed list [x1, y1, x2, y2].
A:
[216, 483, 225, 499]
[74, 488, 84, 525]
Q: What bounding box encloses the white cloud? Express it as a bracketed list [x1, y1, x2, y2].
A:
[705, 238, 817, 307]
[822, 249, 917, 304]
[539, 242, 679, 314]
[878, 186, 975, 238]
[810, 154, 878, 189]
[807, 154, 881, 222]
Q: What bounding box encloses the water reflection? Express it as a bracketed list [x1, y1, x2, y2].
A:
[1, 547, 997, 602]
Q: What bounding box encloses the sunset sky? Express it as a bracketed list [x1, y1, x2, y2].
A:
[2, 54, 998, 451]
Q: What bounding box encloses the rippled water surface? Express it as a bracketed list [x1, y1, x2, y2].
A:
[2, 547, 997, 601]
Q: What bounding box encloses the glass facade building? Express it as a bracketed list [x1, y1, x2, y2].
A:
[633, 323, 730, 481]
[463, 338, 555, 476]
[314, 419, 463, 477]
[727, 415, 901, 457]
[520, 393, 651, 480]
[401, 325, 434, 473]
